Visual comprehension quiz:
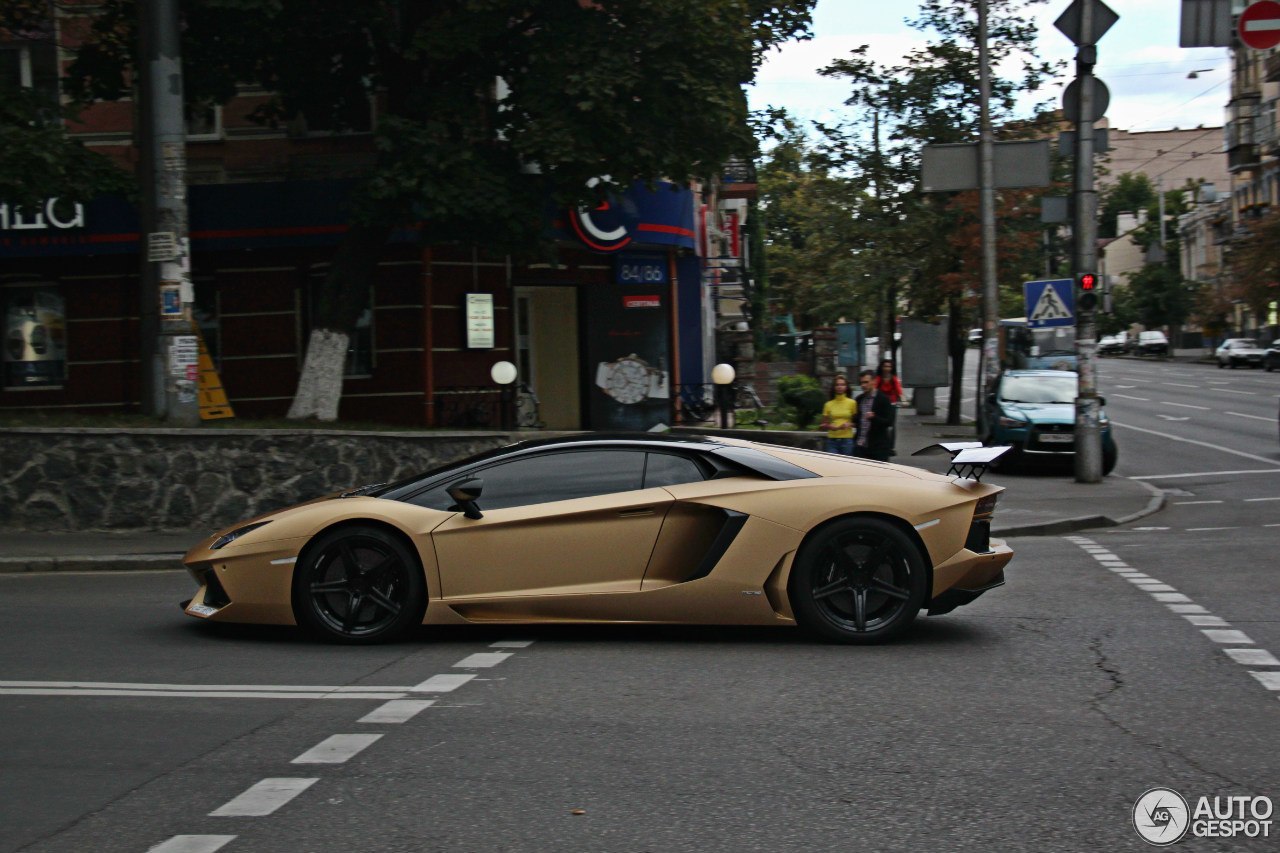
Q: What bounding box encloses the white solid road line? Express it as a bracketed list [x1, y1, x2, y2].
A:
[1111, 421, 1280, 467]
[292, 734, 383, 765]
[0, 688, 408, 699]
[0, 680, 411, 692]
[359, 699, 436, 724]
[1132, 469, 1280, 480]
[209, 778, 318, 817]
[453, 652, 513, 668]
[147, 836, 237, 853]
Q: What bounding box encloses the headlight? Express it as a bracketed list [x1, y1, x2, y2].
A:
[212, 520, 272, 550]
[997, 413, 1028, 428]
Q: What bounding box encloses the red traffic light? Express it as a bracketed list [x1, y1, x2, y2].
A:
[1078, 273, 1098, 291]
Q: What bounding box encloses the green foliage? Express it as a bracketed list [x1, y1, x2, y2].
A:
[0, 81, 133, 208]
[776, 374, 825, 430]
[1226, 208, 1280, 322]
[1098, 173, 1155, 239]
[65, 0, 816, 246]
[1127, 262, 1192, 330]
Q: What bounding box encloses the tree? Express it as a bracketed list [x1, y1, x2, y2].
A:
[66, 0, 816, 419]
[0, 2, 132, 208]
[1098, 172, 1155, 239]
[813, 0, 1060, 425]
[1126, 262, 1192, 331]
[1227, 208, 1280, 331]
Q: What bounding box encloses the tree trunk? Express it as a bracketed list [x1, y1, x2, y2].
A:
[287, 224, 392, 421]
[946, 293, 965, 427]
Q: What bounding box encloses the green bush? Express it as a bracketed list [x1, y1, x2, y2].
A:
[776, 374, 826, 430]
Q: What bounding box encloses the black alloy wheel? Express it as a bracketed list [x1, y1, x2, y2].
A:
[789, 518, 927, 644]
[292, 526, 426, 644]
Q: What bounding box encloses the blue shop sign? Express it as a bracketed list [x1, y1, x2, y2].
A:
[616, 254, 668, 286]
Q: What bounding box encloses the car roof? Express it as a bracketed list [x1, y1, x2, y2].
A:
[1001, 369, 1078, 378]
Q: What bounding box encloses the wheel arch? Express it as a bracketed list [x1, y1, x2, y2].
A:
[789, 511, 935, 602]
[295, 518, 434, 602]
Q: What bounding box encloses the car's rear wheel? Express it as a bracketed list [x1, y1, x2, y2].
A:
[292, 526, 426, 644]
[789, 518, 927, 644]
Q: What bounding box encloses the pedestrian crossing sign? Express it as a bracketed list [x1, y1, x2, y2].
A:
[1023, 278, 1075, 328]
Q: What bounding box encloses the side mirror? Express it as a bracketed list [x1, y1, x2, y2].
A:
[447, 477, 485, 520]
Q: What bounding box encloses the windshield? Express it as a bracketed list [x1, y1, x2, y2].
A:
[1031, 327, 1075, 355]
[999, 374, 1077, 404]
[1231, 339, 1257, 348]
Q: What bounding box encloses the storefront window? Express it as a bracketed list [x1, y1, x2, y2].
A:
[3, 283, 66, 388]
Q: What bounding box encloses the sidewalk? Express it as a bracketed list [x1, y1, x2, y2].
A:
[0, 411, 1163, 574]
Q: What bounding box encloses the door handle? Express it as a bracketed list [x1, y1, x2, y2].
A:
[618, 508, 655, 518]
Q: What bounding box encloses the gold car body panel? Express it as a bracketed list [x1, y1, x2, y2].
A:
[180, 440, 1010, 630]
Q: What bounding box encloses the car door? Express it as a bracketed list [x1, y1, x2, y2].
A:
[429, 448, 674, 599]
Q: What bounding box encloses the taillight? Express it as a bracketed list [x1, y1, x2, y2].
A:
[975, 493, 999, 517]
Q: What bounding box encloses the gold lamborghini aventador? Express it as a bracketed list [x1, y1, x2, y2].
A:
[182, 433, 1013, 644]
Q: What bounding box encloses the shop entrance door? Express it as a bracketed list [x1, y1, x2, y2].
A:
[514, 287, 580, 429]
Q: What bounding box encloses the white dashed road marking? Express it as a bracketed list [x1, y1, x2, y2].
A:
[453, 652, 513, 668]
[1069, 537, 1279, 705]
[412, 673, 477, 692]
[209, 778, 318, 817]
[358, 699, 436, 724]
[147, 837, 237, 853]
[292, 733, 383, 764]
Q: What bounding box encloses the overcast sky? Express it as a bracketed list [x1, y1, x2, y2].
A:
[749, 0, 1232, 134]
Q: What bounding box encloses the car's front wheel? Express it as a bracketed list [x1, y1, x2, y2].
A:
[292, 525, 426, 644]
[788, 518, 927, 644]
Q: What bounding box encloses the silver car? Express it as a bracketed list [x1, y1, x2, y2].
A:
[1215, 338, 1265, 369]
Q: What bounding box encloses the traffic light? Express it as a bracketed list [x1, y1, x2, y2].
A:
[1077, 271, 1099, 311]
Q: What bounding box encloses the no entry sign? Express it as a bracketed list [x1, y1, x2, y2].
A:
[1239, 0, 1280, 50]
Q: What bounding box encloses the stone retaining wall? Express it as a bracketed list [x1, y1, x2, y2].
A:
[0, 429, 539, 532]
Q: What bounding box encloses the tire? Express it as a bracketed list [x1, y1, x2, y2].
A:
[788, 518, 927, 644]
[1218, 361, 1225, 369]
[292, 525, 426, 644]
[1103, 444, 1117, 476]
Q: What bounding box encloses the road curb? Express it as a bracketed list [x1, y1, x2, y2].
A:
[0, 554, 184, 573]
[992, 478, 1166, 538]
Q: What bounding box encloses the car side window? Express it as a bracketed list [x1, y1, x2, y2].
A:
[643, 452, 706, 488]
[406, 450, 646, 512]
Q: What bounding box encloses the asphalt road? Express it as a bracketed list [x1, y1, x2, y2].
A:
[2, 356, 1277, 852]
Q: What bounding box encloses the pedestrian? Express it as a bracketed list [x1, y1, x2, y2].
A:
[853, 369, 893, 461]
[819, 374, 856, 455]
[876, 358, 904, 455]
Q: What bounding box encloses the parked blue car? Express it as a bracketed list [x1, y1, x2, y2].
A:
[984, 370, 1118, 475]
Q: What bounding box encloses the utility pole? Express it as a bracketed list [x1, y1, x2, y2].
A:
[976, 0, 998, 436]
[138, 0, 199, 425]
[1058, 0, 1118, 483]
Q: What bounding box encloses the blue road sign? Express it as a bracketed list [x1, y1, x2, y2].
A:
[1024, 278, 1075, 328]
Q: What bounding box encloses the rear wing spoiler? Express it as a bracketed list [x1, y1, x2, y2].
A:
[911, 442, 1012, 482]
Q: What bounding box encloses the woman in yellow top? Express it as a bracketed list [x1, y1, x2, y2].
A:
[820, 374, 857, 455]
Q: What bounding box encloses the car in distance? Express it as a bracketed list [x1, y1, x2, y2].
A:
[1265, 340, 1280, 372]
[1217, 338, 1266, 369]
[983, 370, 1117, 475]
[1135, 330, 1169, 356]
[182, 434, 1014, 646]
[1097, 334, 1126, 356]
[968, 328, 983, 347]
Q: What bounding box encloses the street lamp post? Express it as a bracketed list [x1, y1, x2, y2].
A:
[490, 361, 517, 431]
[711, 363, 736, 430]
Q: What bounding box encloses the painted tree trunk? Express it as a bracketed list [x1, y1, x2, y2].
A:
[286, 224, 392, 421]
[287, 328, 351, 421]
